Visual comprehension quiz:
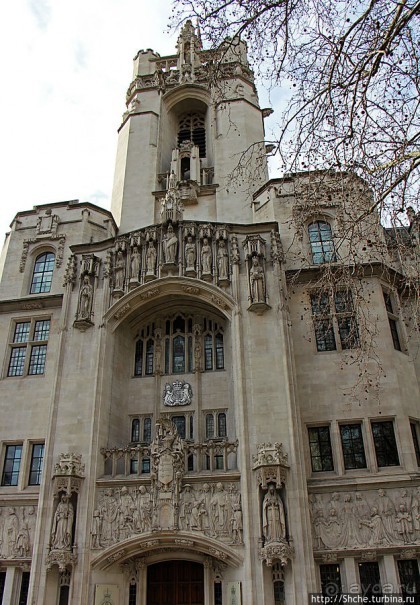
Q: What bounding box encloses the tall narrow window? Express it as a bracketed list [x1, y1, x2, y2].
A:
[173, 335, 185, 373]
[134, 340, 143, 376]
[18, 571, 30, 605]
[131, 419, 140, 442]
[129, 584, 137, 605]
[359, 562, 382, 598]
[2, 444, 23, 486]
[310, 292, 336, 351]
[397, 559, 420, 598]
[410, 422, 420, 466]
[143, 418, 152, 443]
[218, 413, 227, 438]
[308, 221, 336, 264]
[0, 572, 5, 604]
[308, 426, 334, 472]
[204, 334, 213, 370]
[178, 113, 206, 157]
[172, 416, 186, 439]
[30, 252, 55, 294]
[29, 443, 44, 485]
[145, 339, 154, 375]
[371, 421, 400, 467]
[320, 564, 342, 597]
[383, 291, 402, 351]
[340, 424, 367, 470]
[215, 333, 224, 369]
[206, 414, 215, 439]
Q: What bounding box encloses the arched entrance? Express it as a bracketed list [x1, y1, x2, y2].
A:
[147, 561, 204, 605]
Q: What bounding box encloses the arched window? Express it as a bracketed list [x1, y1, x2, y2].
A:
[30, 252, 55, 294]
[206, 414, 215, 439]
[218, 413, 227, 438]
[178, 113, 206, 157]
[134, 313, 224, 377]
[308, 221, 336, 264]
[131, 419, 140, 442]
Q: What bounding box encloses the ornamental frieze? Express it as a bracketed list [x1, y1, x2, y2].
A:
[310, 486, 420, 552]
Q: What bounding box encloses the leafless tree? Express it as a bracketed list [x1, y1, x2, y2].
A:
[171, 0, 420, 396]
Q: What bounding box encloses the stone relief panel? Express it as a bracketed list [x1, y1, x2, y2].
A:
[310, 486, 420, 551]
[92, 481, 243, 550]
[94, 416, 243, 549]
[0, 505, 37, 559]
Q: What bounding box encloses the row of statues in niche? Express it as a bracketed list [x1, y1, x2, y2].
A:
[0, 506, 37, 559]
[310, 487, 420, 550]
[112, 232, 232, 289]
[92, 482, 243, 548]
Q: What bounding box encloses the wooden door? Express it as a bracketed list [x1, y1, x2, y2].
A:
[147, 561, 204, 605]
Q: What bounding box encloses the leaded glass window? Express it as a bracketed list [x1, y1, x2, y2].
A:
[30, 252, 55, 294]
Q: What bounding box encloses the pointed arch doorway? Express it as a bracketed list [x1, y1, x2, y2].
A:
[147, 561, 204, 605]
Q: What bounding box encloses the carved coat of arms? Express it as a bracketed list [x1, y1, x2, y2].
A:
[163, 381, 192, 406]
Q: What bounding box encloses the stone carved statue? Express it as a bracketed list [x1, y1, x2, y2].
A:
[164, 225, 178, 264]
[262, 484, 286, 544]
[51, 495, 74, 551]
[91, 509, 102, 548]
[78, 275, 93, 320]
[114, 250, 125, 290]
[231, 504, 243, 544]
[185, 236, 196, 271]
[146, 241, 157, 275]
[137, 486, 152, 533]
[396, 504, 413, 544]
[201, 238, 212, 274]
[99, 489, 119, 546]
[4, 507, 19, 557]
[210, 482, 228, 536]
[249, 256, 265, 303]
[130, 246, 141, 280]
[118, 486, 135, 540]
[217, 240, 229, 281]
[169, 170, 177, 189]
[180, 484, 196, 530]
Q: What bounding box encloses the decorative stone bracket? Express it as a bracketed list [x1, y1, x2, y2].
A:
[52, 452, 85, 497]
[252, 442, 289, 490]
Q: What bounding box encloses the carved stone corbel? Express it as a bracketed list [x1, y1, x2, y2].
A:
[259, 541, 294, 567]
[52, 453, 85, 497]
[252, 442, 289, 490]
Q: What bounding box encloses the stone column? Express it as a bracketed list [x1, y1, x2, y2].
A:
[381, 555, 399, 595]
[342, 557, 359, 593]
[3, 566, 19, 605]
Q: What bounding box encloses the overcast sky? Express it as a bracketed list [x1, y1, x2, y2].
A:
[0, 0, 281, 245]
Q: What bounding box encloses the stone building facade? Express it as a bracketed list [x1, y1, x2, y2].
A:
[0, 21, 419, 605]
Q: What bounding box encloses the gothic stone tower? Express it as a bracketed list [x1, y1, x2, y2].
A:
[0, 20, 419, 605]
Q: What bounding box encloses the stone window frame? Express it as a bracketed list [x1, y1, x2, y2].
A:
[307, 424, 335, 473]
[133, 312, 225, 377]
[409, 419, 420, 467]
[28, 442, 45, 486]
[370, 419, 401, 468]
[319, 563, 342, 597]
[309, 288, 359, 353]
[357, 561, 382, 598]
[339, 422, 368, 471]
[382, 288, 405, 352]
[130, 415, 153, 444]
[204, 410, 228, 440]
[1, 442, 23, 486]
[308, 220, 337, 265]
[397, 559, 420, 598]
[6, 317, 51, 378]
[30, 250, 55, 295]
